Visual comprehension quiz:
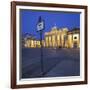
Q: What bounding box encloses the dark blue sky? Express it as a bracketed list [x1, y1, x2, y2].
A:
[20, 9, 80, 39]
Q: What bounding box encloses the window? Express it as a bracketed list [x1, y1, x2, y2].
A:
[74, 37, 77, 39]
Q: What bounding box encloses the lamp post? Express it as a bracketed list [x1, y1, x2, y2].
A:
[37, 16, 45, 76]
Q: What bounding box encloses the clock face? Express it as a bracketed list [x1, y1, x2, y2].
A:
[37, 21, 44, 31]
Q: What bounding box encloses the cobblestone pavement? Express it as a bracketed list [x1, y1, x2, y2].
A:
[21, 48, 80, 78]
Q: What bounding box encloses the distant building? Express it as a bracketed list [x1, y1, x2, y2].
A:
[44, 26, 80, 48]
[67, 28, 80, 48]
[23, 33, 41, 48]
[23, 26, 80, 48]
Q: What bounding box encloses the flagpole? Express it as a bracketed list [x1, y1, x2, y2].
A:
[37, 16, 45, 76]
[40, 31, 44, 76]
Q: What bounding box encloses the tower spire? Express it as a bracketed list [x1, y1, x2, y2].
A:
[54, 23, 56, 27]
[53, 23, 57, 29]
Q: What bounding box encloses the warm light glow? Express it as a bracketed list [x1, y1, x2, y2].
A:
[44, 27, 80, 48]
[68, 34, 73, 48]
[24, 26, 80, 48]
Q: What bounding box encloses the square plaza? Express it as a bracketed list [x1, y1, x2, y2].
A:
[21, 48, 80, 78]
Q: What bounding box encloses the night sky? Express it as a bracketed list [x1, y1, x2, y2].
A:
[20, 9, 80, 39]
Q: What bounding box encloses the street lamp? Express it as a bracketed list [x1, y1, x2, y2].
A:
[37, 16, 45, 76]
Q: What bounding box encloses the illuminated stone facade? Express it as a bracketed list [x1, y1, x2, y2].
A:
[23, 35, 41, 48]
[23, 26, 80, 48]
[24, 39, 41, 48]
[67, 29, 80, 48]
[44, 26, 80, 48]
